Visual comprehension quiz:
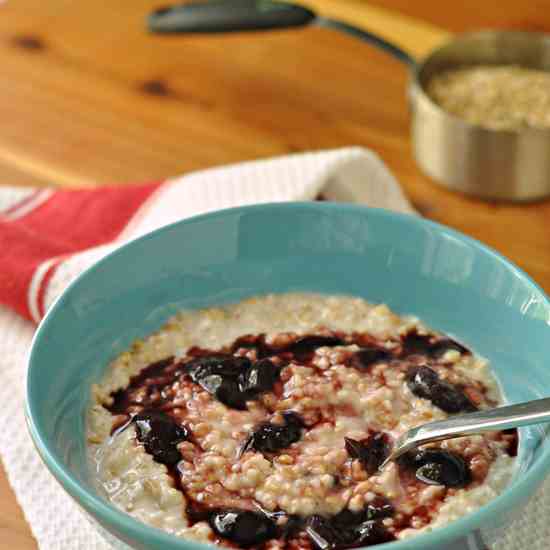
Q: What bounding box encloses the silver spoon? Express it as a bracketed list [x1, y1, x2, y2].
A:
[380, 396, 550, 469]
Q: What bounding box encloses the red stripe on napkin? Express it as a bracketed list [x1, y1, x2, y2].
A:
[0, 182, 163, 321]
[3, 189, 45, 218]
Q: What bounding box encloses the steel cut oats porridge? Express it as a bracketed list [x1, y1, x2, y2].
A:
[87, 294, 517, 549]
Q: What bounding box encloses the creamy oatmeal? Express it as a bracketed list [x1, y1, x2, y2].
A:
[88, 294, 517, 548]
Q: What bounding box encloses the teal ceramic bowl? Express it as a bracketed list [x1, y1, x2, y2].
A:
[27, 203, 550, 550]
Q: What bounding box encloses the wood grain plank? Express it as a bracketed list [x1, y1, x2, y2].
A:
[0, 1, 425, 185]
[362, 0, 550, 34]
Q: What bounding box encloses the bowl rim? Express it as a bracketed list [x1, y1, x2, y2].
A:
[26, 201, 550, 550]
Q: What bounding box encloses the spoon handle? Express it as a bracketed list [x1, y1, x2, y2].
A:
[392, 396, 550, 461]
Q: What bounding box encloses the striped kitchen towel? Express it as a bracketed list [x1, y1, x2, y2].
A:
[0, 147, 414, 549]
[0, 148, 412, 324]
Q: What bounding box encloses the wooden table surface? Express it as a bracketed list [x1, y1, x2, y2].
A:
[2, 0, 550, 547]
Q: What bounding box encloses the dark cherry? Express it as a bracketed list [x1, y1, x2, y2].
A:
[239, 358, 280, 394]
[401, 449, 471, 488]
[186, 355, 251, 382]
[335, 498, 393, 527]
[209, 509, 277, 547]
[428, 382, 476, 414]
[429, 338, 470, 358]
[333, 511, 368, 545]
[351, 347, 392, 371]
[415, 462, 446, 485]
[214, 377, 251, 410]
[365, 499, 394, 521]
[344, 432, 391, 475]
[285, 335, 345, 360]
[331, 500, 393, 537]
[243, 412, 304, 454]
[134, 410, 188, 466]
[185, 355, 252, 410]
[278, 514, 304, 539]
[401, 331, 434, 356]
[307, 511, 395, 549]
[406, 366, 477, 414]
[354, 520, 396, 546]
[501, 428, 519, 457]
[401, 330, 470, 358]
[185, 355, 281, 410]
[307, 515, 343, 549]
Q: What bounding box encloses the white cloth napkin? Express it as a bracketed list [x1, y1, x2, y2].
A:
[0, 147, 546, 549]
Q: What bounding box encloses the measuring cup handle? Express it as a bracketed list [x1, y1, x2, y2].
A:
[316, 17, 415, 67]
[148, 1, 416, 67]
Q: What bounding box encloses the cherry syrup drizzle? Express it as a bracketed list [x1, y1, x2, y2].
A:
[104, 329, 516, 549]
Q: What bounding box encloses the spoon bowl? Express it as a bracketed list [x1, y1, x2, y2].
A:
[381, 396, 550, 469]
